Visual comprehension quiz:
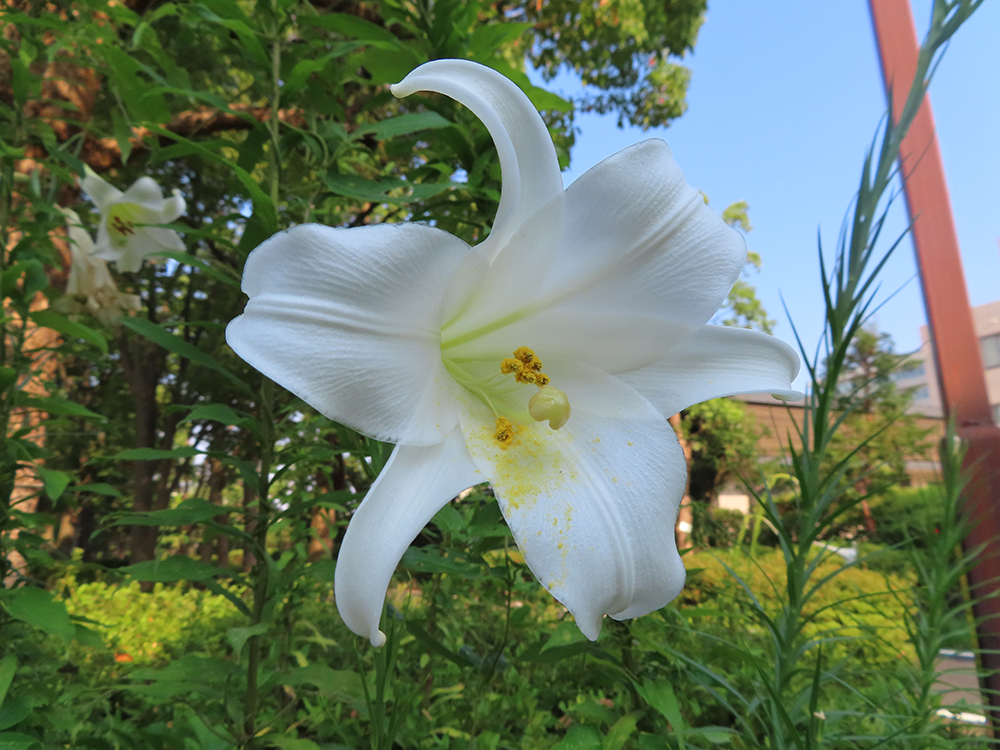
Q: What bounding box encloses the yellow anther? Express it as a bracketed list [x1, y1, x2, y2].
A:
[494, 416, 515, 447]
[513, 346, 543, 371]
[107, 203, 142, 246]
[500, 358, 522, 376]
[501, 347, 550, 386]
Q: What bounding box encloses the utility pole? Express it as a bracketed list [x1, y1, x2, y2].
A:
[869, 0, 1000, 731]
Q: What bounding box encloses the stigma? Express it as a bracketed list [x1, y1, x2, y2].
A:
[529, 385, 571, 430]
[491, 347, 572, 445]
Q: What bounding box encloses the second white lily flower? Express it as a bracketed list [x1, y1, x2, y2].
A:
[227, 60, 801, 646]
[80, 168, 187, 273]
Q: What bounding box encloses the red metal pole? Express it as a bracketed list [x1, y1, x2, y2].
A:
[869, 0, 1000, 728]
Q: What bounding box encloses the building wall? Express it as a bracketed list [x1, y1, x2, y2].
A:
[905, 299, 1000, 422]
[738, 396, 945, 486]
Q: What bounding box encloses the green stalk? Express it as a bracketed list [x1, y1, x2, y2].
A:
[242, 2, 284, 738]
[744, 2, 984, 745]
[243, 377, 275, 749]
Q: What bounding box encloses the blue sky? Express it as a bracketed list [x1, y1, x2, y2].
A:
[540, 0, 999, 388]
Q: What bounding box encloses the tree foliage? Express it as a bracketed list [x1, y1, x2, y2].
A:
[824, 326, 933, 513]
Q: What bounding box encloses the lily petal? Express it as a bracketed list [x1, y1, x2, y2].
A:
[538, 139, 747, 329]
[81, 168, 123, 209]
[144, 226, 187, 253]
[227, 223, 479, 445]
[455, 365, 686, 640]
[334, 427, 482, 646]
[392, 60, 563, 256]
[121, 176, 174, 211]
[441, 140, 744, 353]
[618, 325, 803, 419]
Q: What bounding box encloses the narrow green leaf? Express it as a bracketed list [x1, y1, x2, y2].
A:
[639, 680, 686, 744]
[365, 111, 453, 140]
[184, 404, 252, 427]
[119, 317, 249, 393]
[112, 446, 200, 461]
[68, 483, 122, 497]
[401, 546, 482, 578]
[603, 712, 641, 750]
[122, 556, 230, 583]
[0, 655, 16, 709]
[111, 109, 133, 165]
[11, 393, 106, 422]
[110, 498, 232, 527]
[300, 13, 402, 45]
[0, 731, 39, 750]
[266, 738, 323, 750]
[30, 310, 108, 354]
[467, 22, 532, 57]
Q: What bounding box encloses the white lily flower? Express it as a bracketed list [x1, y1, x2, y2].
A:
[80, 168, 187, 273]
[227, 60, 801, 646]
[58, 208, 141, 324]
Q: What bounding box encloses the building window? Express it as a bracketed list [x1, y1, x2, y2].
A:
[981, 334, 1000, 369]
[909, 384, 929, 401]
[891, 361, 925, 381]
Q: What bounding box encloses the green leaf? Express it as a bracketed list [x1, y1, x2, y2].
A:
[0, 655, 16, 709]
[0, 697, 30, 733]
[68, 483, 122, 497]
[0, 588, 74, 643]
[111, 109, 133, 165]
[12, 393, 106, 422]
[74, 623, 104, 649]
[110, 498, 232, 527]
[363, 111, 453, 140]
[0, 731, 39, 750]
[147, 249, 241, 289]
[0, 368, 17, 393]
[400, 546, 482, 578]
[144, 125, 277, 238]
[227, 622, 268, 656]
[637, 680, 685, 749]
[266, 738, 323, 750]
[183, 404, 255, 429]
[324, 173, 458, 205]
[300, 13, 403, 45]
[603, 712, 641, 750]
[467, 22, 532, 57]
[37, 468, 70, 502]
[122, 556, 231, 583]
[120, 317, 249, 392]
[100, 46, 170, 123]
[282, 43, 364, 96]
[189, 4, 269, 69]
[284, 663, 368, 707]
[553, 725, 602, 750]
[111, 446, 200, 461]
[30, 310, 108, 354]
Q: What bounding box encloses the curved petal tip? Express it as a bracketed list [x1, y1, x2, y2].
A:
[370, 628, 387, 648]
